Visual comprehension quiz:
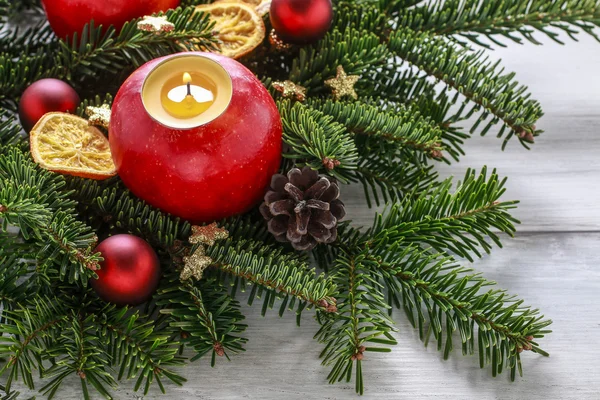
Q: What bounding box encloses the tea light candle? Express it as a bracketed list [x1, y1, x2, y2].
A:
[141, 54, 233, 129]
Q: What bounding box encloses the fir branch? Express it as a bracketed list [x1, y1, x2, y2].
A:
[367, 245, 551, 379]
[0, 146, 77, 214]
[388, 28, 543, 148]
[0, 110, 25, 149]
[0, 148, 100, 282]
[405, 0, 600, 47]
[0, 294, 186, 399]
[41, 310, 116, 399]
[407, 91, 472, 161]
[0, 298, 69, 393]
[0, 383, 33, 400]
[97, 305, 186, 395]
[65, 179, 335, 318]
[278, 100, 359, 182]
[0, 21, 55, 57]
[208, 239, 337, 319]
[367, 168, 519, 262]
[69, 181, 191, 250]
[314, 99, 445, 159]
[289, 28, 389, 93]
[333, 3, 387, 36]
[158, 277, 247, 364]
[0, 181, 100, 283]
[0, 252, 34, 317]
[315, 251, 397, 395]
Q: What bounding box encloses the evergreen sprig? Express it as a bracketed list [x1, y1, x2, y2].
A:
[158, 277, 248, 364]
[403, 0, 600, 47]
[278, 100, 359, 182]
[367, 246, 551, 380]
[315, 251, 397, 395]
[368, 168, 519, 261]
[388, 28, 543, 148]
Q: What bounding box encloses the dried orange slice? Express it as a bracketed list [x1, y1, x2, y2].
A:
[195, 3, 265, 59]
[214, 0, 271, 16]
[30, 112, 117, 180]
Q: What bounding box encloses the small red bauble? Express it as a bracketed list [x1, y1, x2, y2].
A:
[109, 52, 282, 223]
[41, 0, 181, 39]
[270, 0, 333, 44]
[91, 234, 161, 306]
[18, 78, 80, 132]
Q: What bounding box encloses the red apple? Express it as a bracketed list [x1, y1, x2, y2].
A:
[41, 0, 181, 40]
[109, 52, 283, 223]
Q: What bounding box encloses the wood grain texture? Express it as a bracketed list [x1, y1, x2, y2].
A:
[12, 30, 600, 400]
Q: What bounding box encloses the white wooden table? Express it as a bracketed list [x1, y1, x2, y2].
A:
[18, 35, 600, 399]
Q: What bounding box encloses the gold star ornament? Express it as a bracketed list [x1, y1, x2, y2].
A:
[189, 222, 229, 246]
[325, 66, 360, 101]
[273, 80, 306, 102]
[181, 247, 213, 281]
[85, 104, 111, 129]
[137, 15, 175, 34]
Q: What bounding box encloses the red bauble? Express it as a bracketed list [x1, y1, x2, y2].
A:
[91, 235, 161, 306]
[109, 52, 282, 223]
[270, 0, 333, 44]
[41, 0, 181, 40]
[18, 78, 80, 132]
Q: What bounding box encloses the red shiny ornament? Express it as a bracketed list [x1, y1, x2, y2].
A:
[270, 0, 333, 44]
[41, 0, 181, 40]
[91, 234, 161, 306]
[109, 52, 282, 223]
[18, 78, 80, 132]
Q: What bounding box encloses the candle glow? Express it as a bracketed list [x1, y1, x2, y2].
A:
[160, 71, 217, 119]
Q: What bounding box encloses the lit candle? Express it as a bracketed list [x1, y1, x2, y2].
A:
[160, 72, 216, 119]
[141, 54, 233, 129]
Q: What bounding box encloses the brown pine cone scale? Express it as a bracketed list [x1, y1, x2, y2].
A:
[260, 167, 346, 250]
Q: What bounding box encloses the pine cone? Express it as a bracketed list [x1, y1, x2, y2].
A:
[260, 167, 346, 251]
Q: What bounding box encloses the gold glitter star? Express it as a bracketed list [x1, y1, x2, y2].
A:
[325, 66, 360, 101]
[273, 80, 306, 102]
[269, 29, 292, 52]
[137, 15, 175, 34]
[189, 223, 229, 246]
[181, 246, 213, 281]
[85, 104, 111, 129]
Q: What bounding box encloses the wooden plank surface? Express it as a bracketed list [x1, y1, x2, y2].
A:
[13, 32, 600, 400]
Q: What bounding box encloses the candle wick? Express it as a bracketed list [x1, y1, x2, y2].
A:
[186, 82, 192, 97]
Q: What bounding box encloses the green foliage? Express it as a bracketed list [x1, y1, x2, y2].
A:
[388, 28, 543, 149]
[278, 100, 359, 182]
[208, 237, 338, 322]
[0, 111, 23, 148]
[0, 148, 99, 283]
[402, 0, 600, 46]
[368, 168, 519, 261]
[315, 251, 397, 395]
[0, 295, 185, 399]
[367, 245, 551, 379]
[5, 0, 591, 396]
[0, 6, 216, 109]
[158, 276, 248, 364]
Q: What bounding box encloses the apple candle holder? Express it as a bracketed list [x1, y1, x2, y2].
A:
[109, 52, 282, 223]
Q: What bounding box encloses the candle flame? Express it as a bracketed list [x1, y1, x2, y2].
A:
[183, 72, 192, 84]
